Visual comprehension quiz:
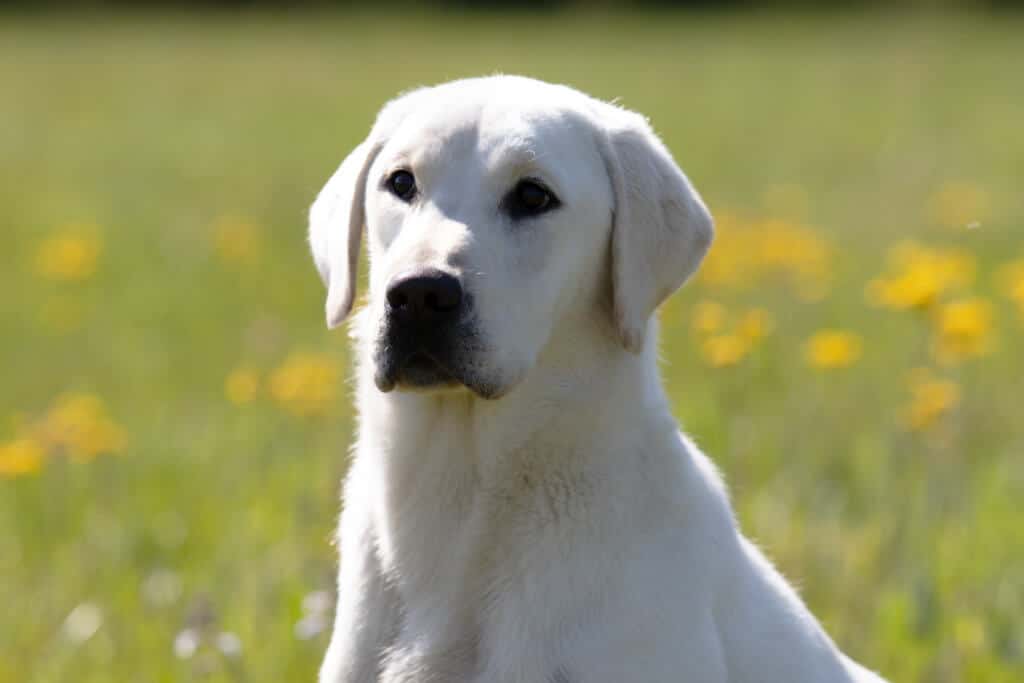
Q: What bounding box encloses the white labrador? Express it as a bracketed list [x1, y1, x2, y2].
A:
[309, 76, 886, 683]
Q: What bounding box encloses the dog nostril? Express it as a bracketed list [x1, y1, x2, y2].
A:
[427, 277, 462, 312]
[389, 291, 409, 309]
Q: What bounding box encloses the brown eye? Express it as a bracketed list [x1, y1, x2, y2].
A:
[387, 170, 416, 201]
[504, 179, 560, 220]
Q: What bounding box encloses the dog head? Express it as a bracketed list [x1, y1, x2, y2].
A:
[309, 76, 712, 399]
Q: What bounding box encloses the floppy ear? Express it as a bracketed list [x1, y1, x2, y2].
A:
[309, 139, 382, 329]
[308, 87, 430, 329]
[599, 109, 714, 352]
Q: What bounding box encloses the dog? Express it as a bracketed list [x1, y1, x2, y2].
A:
[309, 75, 886, 683]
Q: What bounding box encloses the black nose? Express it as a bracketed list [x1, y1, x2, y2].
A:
[386, 269, 463, 323]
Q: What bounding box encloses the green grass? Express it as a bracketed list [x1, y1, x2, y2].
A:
[2, 8, 1023, 682]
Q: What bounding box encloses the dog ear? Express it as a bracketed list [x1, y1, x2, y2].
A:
[598, 108, 714, 352]
[309, 88, 428, 329]
[309, 138, 383, 329]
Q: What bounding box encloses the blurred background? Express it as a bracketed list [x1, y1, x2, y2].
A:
[2, 2, 1023, 682]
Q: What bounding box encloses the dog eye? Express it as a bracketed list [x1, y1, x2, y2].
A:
[386, 170, 417, 202]
[504, 179, 560, 220]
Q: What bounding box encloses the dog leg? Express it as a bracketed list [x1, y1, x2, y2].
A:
[320, 498, 398, 683]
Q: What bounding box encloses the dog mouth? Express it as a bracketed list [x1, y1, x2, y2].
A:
[374, 342, 462, 394]
[382, 349, 459, 391]
[372, 322, 507, 399]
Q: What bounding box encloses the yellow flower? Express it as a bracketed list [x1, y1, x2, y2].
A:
[804, 330, 862, 369]
[213, 216, 262, 265]
[996, 259, 1024, 315]
[698, 214, 831, 297]
[0, 438, 46, 478]
[751, 219, 831, 297]
[736, 308, 774, 342]
[931, 297, 994, 365]
[928, 181, 990, 230]
[866, 241, 974, 311]
[904, 368, 960, 431]
[690, 303, 772, 367]
[269, 352, 340, 417]
[697, 212, 746, 288]
[35, 227, 101, 281]
[701, 334, 749, 368]
[691, 300, 728, 336]
[224, 368, 261, 405]
[38, 393, 127, 461]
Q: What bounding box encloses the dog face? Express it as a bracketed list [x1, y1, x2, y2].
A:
[361, 87, 618, 399]
[309, 77, 713, 399]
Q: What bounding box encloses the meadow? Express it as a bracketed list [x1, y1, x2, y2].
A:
[1, 8, 1022, 682]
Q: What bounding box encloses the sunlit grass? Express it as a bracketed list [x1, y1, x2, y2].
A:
[2, 8, 1022, 682]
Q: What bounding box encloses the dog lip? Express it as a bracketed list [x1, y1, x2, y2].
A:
[379, 347, 459, 391]
[403, 349, 455, 379]
[374, 318, 489, 395]
[374, 373, 396, 393]
[403, 349, 439, 368]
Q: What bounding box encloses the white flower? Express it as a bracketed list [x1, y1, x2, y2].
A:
[302, 590, 332, 616]
[294, 615, 328, 640]
[62, 602, 103, 644]
[216, 631, 243, 658]
[142, 569, 182, 607]
[173, 628, 200, 659]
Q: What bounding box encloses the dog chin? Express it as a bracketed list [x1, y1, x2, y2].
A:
[377, 352, 457, 391]
[374, 353, 508, 401]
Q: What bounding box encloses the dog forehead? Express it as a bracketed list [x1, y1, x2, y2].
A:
[417, 75, 598, 125]
[477, 106, 598, 165]
[384, 77, 603, 170]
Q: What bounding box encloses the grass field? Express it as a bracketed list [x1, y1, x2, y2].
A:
[2, 8, 1023, 682]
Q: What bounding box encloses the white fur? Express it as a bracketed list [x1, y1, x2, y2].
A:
[310, 76, 886, 683]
